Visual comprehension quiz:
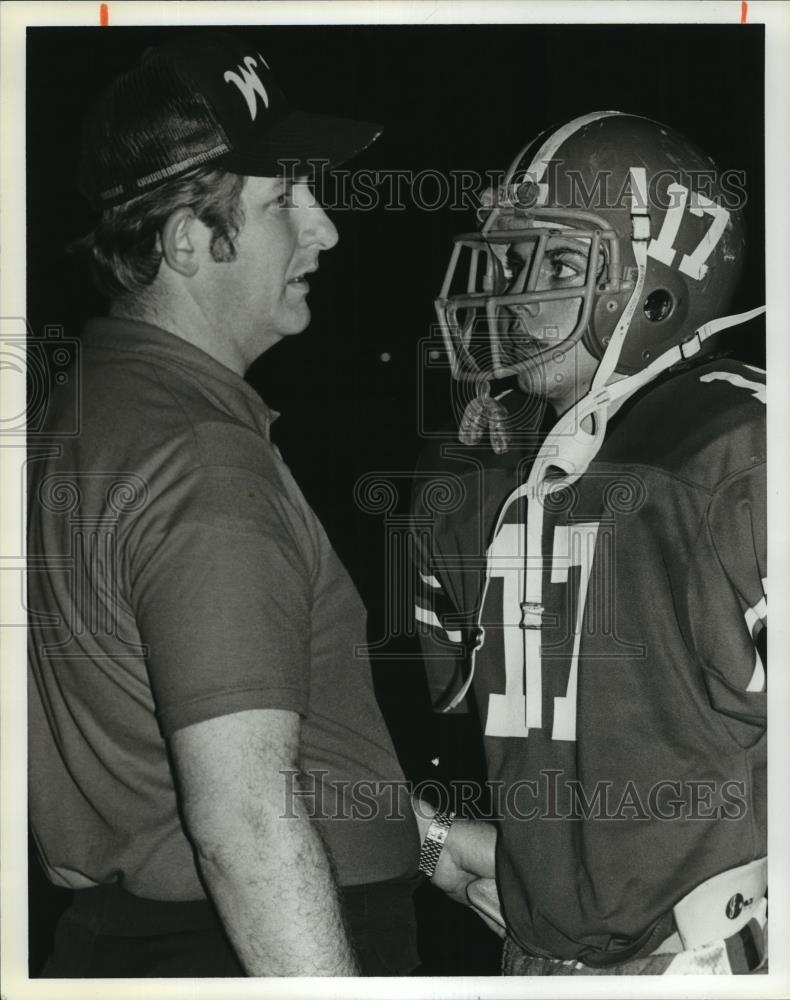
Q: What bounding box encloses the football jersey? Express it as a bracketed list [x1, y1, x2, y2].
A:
[412, 358, 766, 964]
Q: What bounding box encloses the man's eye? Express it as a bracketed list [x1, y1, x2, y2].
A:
[271, 187, 298, 208]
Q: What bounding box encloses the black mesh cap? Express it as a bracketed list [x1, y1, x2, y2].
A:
[79, 31, 382, 208]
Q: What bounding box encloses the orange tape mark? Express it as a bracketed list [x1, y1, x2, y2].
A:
[100, 3, 109, 26]
[741, 0, 748, 22]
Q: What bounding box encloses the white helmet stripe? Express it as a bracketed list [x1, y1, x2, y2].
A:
[483, 110, 624, 235]
[521, 109, 623, 183]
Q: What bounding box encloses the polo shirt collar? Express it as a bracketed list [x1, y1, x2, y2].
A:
[82, 316, 279, 436]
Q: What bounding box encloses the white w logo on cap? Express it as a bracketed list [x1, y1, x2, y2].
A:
[224, 54, 270, 121]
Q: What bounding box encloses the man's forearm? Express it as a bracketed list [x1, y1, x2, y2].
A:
[412, 796, 498, 916]
[194, 801, 358, 976]
[413, 797, 497, 880]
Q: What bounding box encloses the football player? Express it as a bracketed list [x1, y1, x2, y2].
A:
[412, 111, 767, 974]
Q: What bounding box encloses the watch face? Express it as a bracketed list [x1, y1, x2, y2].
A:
[418, 813, 455, 876]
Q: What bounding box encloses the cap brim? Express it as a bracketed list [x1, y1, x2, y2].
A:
[221, 108, 382, 177]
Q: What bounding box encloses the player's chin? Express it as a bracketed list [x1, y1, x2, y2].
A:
[516, 362, 552, 397]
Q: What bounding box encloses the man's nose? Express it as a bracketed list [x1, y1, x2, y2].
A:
[297, 197, 339, 251]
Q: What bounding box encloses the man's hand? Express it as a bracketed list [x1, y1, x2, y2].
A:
[431, 816, 497, 905]
[466, 877, 506, 939]
[412, 799, 500, 926]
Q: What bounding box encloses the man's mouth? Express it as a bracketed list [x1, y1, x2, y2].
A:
[287, 267, 317, 287]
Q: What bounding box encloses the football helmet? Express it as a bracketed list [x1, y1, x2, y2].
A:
[436, 111, 746, 383]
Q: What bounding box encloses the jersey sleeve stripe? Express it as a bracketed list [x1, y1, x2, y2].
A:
[744, 590, 767, 693]
[699, 371, 766, 405]
[744, 597, 767, 633]
[414, 604, 463, 644]
[745, 652, 766, 693]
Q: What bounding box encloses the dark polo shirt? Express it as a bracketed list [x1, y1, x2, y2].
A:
[28, 317, 418, 900]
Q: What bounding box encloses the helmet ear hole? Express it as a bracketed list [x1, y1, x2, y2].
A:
[643, 288, 675, 323]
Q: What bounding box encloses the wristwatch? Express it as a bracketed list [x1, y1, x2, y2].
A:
[417, 810, 456, 877]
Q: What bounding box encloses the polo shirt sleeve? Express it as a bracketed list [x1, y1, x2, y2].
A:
[130, 463, 313, 737]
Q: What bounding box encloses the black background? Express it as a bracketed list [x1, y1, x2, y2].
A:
[27, 23, 764, 977]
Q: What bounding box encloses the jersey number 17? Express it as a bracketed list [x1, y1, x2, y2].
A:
[485, 521, 599, 742]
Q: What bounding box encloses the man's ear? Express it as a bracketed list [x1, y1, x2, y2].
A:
[160, 207, 200, 278]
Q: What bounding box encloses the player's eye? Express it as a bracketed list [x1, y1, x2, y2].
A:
[547, 253, 583, 281]
[541, 246, 606, 287]
[549, 248, 589, 277]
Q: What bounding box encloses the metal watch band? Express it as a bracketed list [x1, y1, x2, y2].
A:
[417, 810, 456, 877]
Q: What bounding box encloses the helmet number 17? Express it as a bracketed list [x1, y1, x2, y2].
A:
[647, 182, 731, 281]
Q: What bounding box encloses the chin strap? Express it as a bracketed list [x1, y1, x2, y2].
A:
[459, 382, 511, 454]
[590, 167, 652, 390]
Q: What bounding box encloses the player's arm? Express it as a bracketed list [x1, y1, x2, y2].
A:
[688, 460, 767, 723]
[410, 475, 470, 714]
[170, 708, 358, 976]
[410, 465, 505, 930]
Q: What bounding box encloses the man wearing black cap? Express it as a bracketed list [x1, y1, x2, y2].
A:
[27, 31, 496, 978]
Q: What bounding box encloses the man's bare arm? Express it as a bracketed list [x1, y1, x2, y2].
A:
[170, 708, 358, 976]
